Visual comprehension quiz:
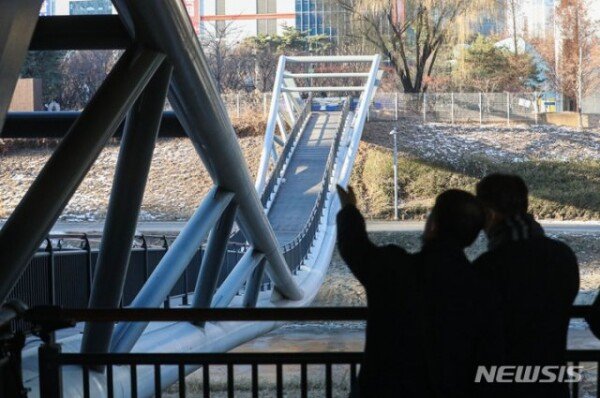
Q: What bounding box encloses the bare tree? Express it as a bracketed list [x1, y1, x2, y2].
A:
[543, 0, 600, 111]
[507, 0, 519, 55]
[200, 21, 245, 91]
[59, 50, 120, 110]
[338, 0, 496, 93]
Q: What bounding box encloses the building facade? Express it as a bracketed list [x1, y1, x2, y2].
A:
[199, 0, 350, 41]
[41, 0, 116, 15]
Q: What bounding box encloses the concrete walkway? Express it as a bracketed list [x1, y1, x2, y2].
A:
[16, 220, 598, 236]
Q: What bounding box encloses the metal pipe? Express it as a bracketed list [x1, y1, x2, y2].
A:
[191, 202, 238, 325]
[0, 0, 42, 131]
[285, 55, 376, 62]
[211, 249, 264, 308]
[282, 91, 297, 125]
[123, 0, 302, 301]
[30, 15, 132, 50]
[390, 128, 399, 221]
[256, 56, 287, 193]
[1, 111, 187, 139]
[81, 62, 173, 356]
[283, 87, 365, 92]
[110, 187, 234, 353]
[242, 258, 267, 308]
[283, 72, 370, 78]
[0, 47, 165, 303]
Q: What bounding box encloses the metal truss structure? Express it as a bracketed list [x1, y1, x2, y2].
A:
[0, 1, 380, 396]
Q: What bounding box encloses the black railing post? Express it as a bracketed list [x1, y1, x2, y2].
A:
[45, 238, 56, 307]
[141, 235, 149, 281]
[162, 236, 170, 309]
[38, 342, 62, 398]
[182, 267, 189, 306]
[83, 234, 93, 300]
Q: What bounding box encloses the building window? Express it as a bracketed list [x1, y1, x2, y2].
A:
[215, 0, 226, 34]
[257, 0, 276, 14]
[257, 0, 277, 35]
[69, 0, 112, 15]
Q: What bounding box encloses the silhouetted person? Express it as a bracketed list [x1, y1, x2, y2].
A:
[587, 294, 600, 339]
[474, 174, 580, 398]
[337, 186, 485, 397]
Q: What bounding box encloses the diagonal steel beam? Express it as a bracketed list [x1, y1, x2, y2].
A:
[0, 46, 165, 303]
[0, 0, 42, 131]
[242, 258, 267, 308]
[110, 187, 235, 353]
[191, 202, 238, 326]
[81, 61, 173, 356]
[211, 249, 265, 308]
[119, 0, 303, 301]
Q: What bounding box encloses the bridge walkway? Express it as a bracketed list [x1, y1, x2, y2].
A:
[267, 111, 342, 246]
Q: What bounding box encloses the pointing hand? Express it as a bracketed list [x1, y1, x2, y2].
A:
[337, 184, 357, 207]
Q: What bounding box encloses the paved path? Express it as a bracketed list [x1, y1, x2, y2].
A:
[366, 220, 600, 234]
[2, 220, 598, 236]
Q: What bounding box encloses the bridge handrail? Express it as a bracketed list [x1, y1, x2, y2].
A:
[260, 97, 312, 207]
[282, 97, 351, 270]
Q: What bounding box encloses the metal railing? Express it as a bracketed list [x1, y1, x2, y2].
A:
[5, 236, 246, 334]
[8, 305, 599, 398]
[282, 97, 351, 273]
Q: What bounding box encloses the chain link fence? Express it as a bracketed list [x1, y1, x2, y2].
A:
[218, 91, 600, 124]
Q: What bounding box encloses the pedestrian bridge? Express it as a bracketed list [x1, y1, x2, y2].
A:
[0, 2, 380, 395]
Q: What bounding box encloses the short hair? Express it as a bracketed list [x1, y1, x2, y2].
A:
[476, 174, 529, 216]
[429, 189, 485, 248]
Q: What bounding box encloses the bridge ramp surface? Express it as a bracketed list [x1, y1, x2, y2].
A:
[268, 111, 341, 246]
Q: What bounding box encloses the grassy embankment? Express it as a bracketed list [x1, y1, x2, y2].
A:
[351, 142, 600, 221]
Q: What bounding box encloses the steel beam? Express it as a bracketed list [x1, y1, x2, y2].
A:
[211, 249, 264, 308]
[30, 15, 131, 50]
[0, 47, 165, 303]
[0, 0, 42, 131]
[110, 187, 235, 353]
[283, 72, 370, 78]
[1, 111, 187, 139]
[81, 62, 173, 356]
[283, 86, 365, 92]
[191, 201, 238, 326]
[282, 91, 297, 126]
[242, 258, 267, 308]
[285, 55, 376, 63]
[256, 56, 287, 193]
[121, 0, 303, 301]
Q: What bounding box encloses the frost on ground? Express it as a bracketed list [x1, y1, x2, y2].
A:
[1, 122, 599, 221]
[0, 137, 263, 222]
[364, 122, 600, 163]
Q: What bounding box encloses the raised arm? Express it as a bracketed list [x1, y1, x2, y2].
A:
[336, 185, 379, 286]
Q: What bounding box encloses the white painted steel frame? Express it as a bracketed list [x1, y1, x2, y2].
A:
[18, 6, 381, 393]
[255, 54, 380, 194]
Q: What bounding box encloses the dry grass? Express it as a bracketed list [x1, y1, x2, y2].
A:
[2, 117, 599, 221]
[349, 141, 600, 221]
